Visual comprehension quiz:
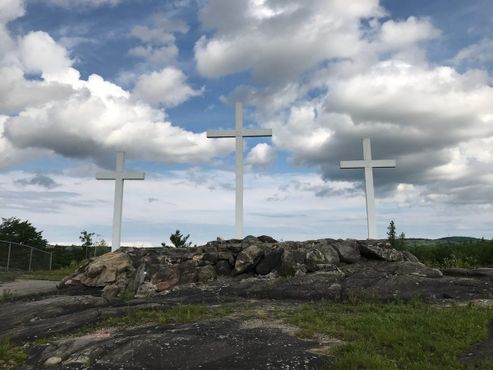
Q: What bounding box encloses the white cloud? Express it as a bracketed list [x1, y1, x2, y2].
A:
[128, 45, 178, 65]
[0, 14, 230, 167]
[246, 143, 274, 166]
[132, 67, 203, 107]
[128, 17, 188, 66]
[0, 0, 25, 23]
[378, 16, 440, 50]
[18, 31, 74, 77]
[258, 60, 493, 207]
[453, 38, 493, 66]
[195, 0, 385, 82]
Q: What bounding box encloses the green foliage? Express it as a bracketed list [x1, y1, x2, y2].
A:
[0, 339, 27, 369]
[50, 243, 110, 269]
[79, 230, 95, 247]
[164, 230, 194, 248]
[0, 217, 47, 249]
[401, 239, 493, 268]
[387, 220, 396, 247]
[283, 301, 493, 370]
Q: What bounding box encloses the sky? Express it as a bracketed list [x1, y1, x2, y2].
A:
[0, 0, 492, 247]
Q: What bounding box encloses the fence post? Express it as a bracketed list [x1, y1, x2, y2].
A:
[49, 252, 53, 271]
[28, 247, 33, 272]
[6, 242, 11, 272]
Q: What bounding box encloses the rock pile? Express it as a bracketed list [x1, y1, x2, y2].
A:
[59, 236, 422, 299]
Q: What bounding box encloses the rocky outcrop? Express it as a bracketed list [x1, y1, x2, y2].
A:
[58, 236, 420, 299]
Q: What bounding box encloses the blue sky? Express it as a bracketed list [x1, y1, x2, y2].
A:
[0, 0, 492, 246]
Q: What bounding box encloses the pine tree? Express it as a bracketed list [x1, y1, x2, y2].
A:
[165, 230, 193, 248]
[387, 220, 396, 247]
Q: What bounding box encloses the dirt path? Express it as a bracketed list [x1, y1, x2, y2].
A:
[0, 279, 58, 298]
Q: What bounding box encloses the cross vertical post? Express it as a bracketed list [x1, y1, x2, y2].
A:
[340, 138, 396, 239]
[235, 102, 244, 239]
[207, 102, 273, 239]
[96, 151, 145, 251]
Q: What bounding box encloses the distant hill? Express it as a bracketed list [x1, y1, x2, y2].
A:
[436, 236, 480, 243]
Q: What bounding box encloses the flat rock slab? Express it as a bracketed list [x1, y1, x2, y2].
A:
[0, 279, 58, 298]
[21, 319, 327, 370]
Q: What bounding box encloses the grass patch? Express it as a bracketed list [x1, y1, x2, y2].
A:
[0, 289, 15, 303]
[399, 239, 493, 268]
[20, 265, 77, 281]
[282, 301, 493, 370]
[97, 304, 233, 328]
[0, 339, 27, 369]
[0, 272, 18, 282]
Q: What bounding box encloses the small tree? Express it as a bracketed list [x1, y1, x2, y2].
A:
[0, 217, 48, 249]
[387, 220, 396, 247]
[79, 230, 95, 259]
[164, 230, 193, 248]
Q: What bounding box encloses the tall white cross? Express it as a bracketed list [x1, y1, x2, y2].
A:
[340, 138, 396, 239]
[207, 102, 272, 239]
[96, 151, 145, 251]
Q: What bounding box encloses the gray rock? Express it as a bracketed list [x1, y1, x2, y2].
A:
[331, 240, 360, 263]
[305, 249, 327, 272]
[401, 250, 420, 263]
[358, 241, 404, 262]
[197, 265, 217, 283]
[256, 247, 283, 275]
[234, 245, 264, 275]
[278, 247, 305, 277]
[44, 356, 62, 366]
[215, 260, 232, 276]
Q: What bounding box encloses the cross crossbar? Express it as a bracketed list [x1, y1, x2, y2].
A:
[207, 129, 272, 138]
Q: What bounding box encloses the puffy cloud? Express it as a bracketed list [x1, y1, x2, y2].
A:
[195, 0, 384, 83]
[0, 66, 74, 114]
[18, 31, 74, 78]
[246, 143, 274, 166]
[0, 16, 230, 168]
[378, 16, 440, 50]
[132, 67, 203, 107]
[263, 60, 493, 205]
[0, 0, 25, 23]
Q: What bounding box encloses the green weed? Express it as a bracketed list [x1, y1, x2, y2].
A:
[0, 339, 27, 369]
[282, 301, 493, 370]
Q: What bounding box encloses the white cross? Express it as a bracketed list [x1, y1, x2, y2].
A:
[96, 151, 145, 251]
[340, 138, 396, 239]
[207, 102, 272, 239]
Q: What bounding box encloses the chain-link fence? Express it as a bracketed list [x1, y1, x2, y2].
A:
[0, 240, 52, 272]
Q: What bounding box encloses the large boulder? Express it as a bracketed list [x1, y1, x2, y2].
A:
[358, 240, 404, 262]
[233, 244, 264, 275]
[331, 240, 361, 263]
